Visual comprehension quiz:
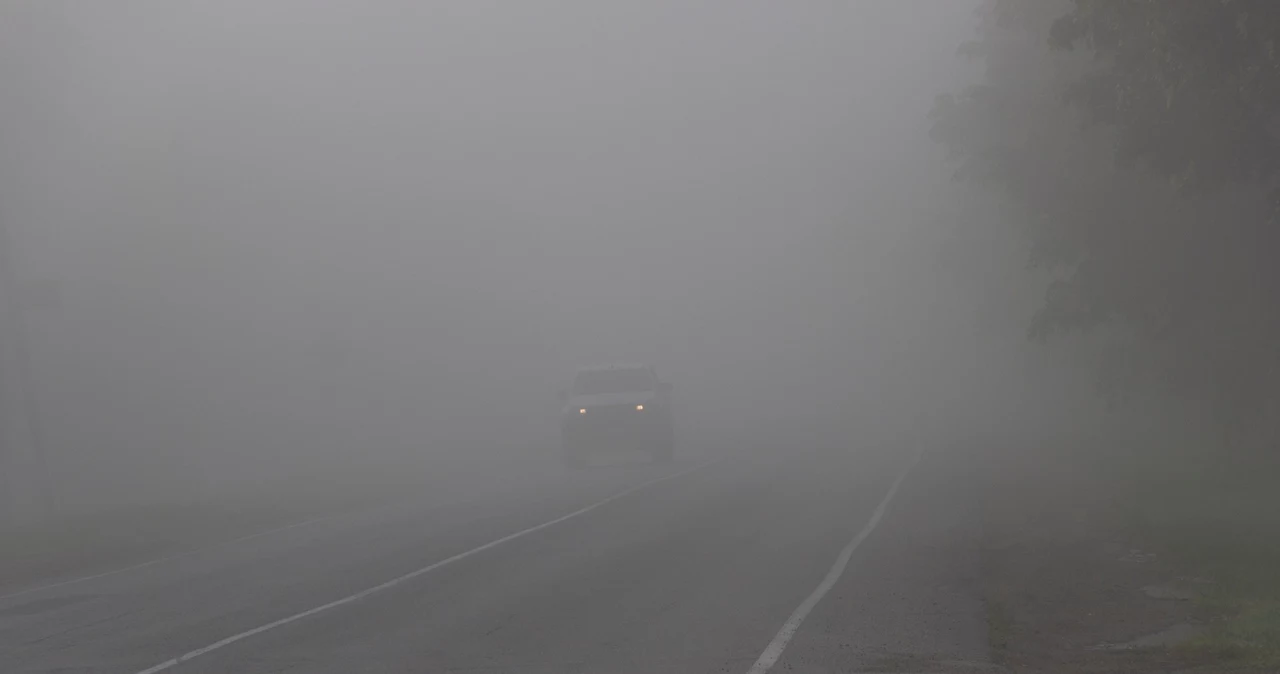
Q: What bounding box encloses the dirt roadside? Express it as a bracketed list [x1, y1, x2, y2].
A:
[977, 435, 1280, 674]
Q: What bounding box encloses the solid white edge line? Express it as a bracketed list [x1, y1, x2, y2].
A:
[0, 515, 332, 603]
[132, 458, 727, 674]
[745, 452, 923, 674]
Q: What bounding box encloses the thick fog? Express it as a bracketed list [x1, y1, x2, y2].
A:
[1, 1, 1088, 511]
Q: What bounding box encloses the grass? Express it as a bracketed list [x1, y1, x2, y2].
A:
[1180, 555, 1280, 670]
[973, 424, 1280, 672]
[1180, 601, 1280, 670]
[1112, 451, 1280, 670]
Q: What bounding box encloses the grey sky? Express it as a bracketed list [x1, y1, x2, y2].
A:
[1, 2, 994, 503]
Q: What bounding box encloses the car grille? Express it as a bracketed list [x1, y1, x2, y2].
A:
[584, 404, 639, 423]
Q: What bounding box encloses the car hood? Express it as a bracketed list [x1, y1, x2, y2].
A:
[565, 390, 655, 411]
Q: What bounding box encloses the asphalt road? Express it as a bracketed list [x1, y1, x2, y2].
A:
[0, 443, 989, 674]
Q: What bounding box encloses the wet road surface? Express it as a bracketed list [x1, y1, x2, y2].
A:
[1, 444, 988, 674]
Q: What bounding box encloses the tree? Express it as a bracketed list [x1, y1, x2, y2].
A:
[1050, 0, 1280, 196]
[932, 0, 1280, 450]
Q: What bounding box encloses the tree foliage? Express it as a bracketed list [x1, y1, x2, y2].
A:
[1051, 0, 1280, 195]
[933, 0, 1280, 440]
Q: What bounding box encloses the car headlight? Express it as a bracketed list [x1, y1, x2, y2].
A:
[579, 408, 587, 415]
[636, 404, 644, 411]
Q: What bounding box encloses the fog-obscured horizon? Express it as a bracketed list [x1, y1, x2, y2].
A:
[0, 1, 1098, 509]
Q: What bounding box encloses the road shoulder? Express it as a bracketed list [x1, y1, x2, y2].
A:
[770, 448, 994, 674]
[978, 438, 1280, 674]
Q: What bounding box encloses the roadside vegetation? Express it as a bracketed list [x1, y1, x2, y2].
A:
[1130, 457, 1280, 670]
[935, 1, 1280, 670]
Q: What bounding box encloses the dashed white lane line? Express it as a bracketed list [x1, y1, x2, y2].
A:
[746, 452, 922, 674]
[132, 458, 726, 674]
[0, 516, 331, 603]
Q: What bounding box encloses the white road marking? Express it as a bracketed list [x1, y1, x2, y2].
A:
[745, 452, 922, 674]
[132, 459, 725, 674]
[0, 516, 330, 602]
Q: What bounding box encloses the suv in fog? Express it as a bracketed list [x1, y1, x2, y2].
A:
[559, 364, 674, 466]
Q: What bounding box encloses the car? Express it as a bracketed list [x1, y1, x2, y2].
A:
[559, 364, 674, 467]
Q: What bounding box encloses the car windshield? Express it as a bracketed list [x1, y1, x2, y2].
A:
[572, 369, 653, 395]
